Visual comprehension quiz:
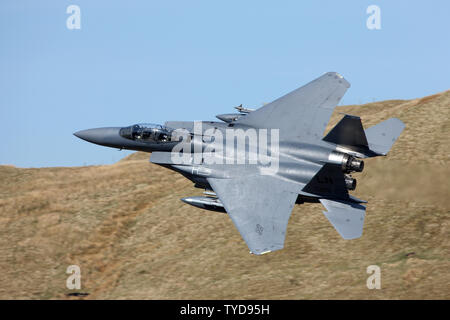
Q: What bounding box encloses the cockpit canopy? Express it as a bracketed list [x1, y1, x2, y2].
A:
[119, 123, 174, 143]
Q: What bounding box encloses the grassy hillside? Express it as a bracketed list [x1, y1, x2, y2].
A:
[0, 90, 449, 299]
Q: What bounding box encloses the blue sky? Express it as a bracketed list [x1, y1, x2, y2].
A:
[1, 0, 449, 167]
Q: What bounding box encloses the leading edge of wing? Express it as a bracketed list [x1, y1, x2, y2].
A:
[235, 72, 351, 141]
[207, 176, 298, 255]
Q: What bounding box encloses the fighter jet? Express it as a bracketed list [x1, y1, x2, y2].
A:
[74, 72, 405, 255]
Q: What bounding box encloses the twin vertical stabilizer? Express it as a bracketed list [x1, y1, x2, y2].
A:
[323, 115, 405, 157]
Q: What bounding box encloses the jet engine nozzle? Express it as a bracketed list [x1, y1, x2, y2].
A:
[344, 175, 357, 190]
[348, 158, 364, 172]
[327, 152, 364, 173]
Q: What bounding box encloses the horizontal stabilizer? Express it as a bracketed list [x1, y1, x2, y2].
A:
[319, 199, 366, 239]
[364, 118, 405, 156]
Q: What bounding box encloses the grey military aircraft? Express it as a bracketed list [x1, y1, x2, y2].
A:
[74, 72, 405, 255]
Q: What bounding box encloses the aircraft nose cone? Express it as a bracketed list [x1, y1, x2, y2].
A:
[74, 128, 108, 143]
[74, 129, 96, 142]
[73, 127, 122, 147]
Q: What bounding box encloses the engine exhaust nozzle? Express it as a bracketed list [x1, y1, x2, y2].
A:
[327, 152, 364, 173]
[348, 158, 364, 172]
[345, 175, 357, 190]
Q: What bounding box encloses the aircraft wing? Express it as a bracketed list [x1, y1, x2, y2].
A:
[235, 72, 350, 141]
[207, 176, 298, 254]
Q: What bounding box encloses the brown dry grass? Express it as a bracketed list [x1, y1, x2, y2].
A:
[0, 91, 449, 299]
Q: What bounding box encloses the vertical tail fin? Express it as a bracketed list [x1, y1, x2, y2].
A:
[323, 115, 368, 148]
[323, 115, 405, 157]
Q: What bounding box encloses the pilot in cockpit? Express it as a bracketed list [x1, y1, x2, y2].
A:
[120, 123, 173, 143]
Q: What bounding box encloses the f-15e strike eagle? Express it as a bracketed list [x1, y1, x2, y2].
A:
[74, 72, 405, 255]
